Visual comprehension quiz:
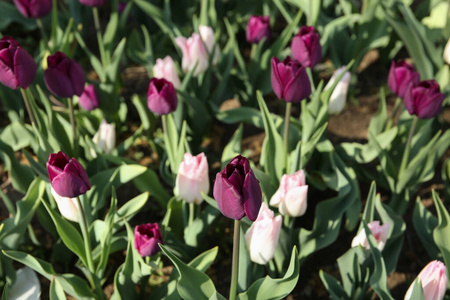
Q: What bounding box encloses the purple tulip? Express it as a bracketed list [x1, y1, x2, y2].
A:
[291, 26, 322, 68]
[0, 36, 37, 90]
[271, 56, 311, 102]
[213, 155, 262, 221]
[147, 77, 178, 115]
[246, 15, 271, 44]
[47, 152, 91, 198]
[388, 60, 420, 98]
[134, 223, 163, 257]
[404, 80, 445, 119]
[78, 84, 100, 111]
[44, 52, 85, 98]
[13, 0, 52, 19]
[79, 0, 107, 7]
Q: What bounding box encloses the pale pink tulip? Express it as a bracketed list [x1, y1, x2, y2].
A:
[174, 153, 209, 204]
[153, 56, 181, 89]
[269, 170, 308, 217]
[351, 220, 390, 251]
[404, 260, 447, 300]
[444, 38, 450, 65]
[325, 66, 351, 114]
[92, 119, 116, 157]
[9, 267, 41, 300]
[51, 187, 80, 222]
[245, 203, 282, 265]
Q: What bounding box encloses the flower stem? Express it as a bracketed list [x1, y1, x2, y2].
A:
[67, 97, 78, 155]
[283, 102, 292, 173]
[188, 202, 195, 226]
[20, 88, 37, 127]
[229, 220, 240, 300]
[92, 7, 108, 68]
[76, 197, 95, 276]
[398, 116, 418, 178]
[385, 97, 402, 131]
[36, 19, 49, 50]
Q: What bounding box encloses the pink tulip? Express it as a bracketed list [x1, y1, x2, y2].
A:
[134, 223, 163, 257]
[153, 56, 181, 89]
[291, 26, 322, 68]
[174, 153, 209, 204]
[351, 220, 390, 251]
[387, 60, 420, 99]
[51, 187, 80, 223]
[78, 84, 100, 111]
[147, 77, 178, 115]
[245, 203, 282, 265]
[404, 260, 447, 300]
[269, 170, 308, 217]
[246, 15, 271, 44]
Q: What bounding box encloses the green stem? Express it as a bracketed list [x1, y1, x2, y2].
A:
[306, 67, 316, 93]
[283, 102, 292, 173]
[229, 220, 240, 300]
[92, 7, 108, 68]
[385, 97, 402, 131]
[76, 197, 95, 277]
[398, 116, 418, 178]
[188, 202, 195, 226]
[36, 19, 49, 50]
[20, 88, 37, 127]
[67, 97, 78, 155]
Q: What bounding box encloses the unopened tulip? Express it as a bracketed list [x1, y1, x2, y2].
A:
[245, 203, 282, 265]
[51, 187, 80, 222]
[388, 60, 420, 98]
[444, 39, 450, 65]
[246, 15, 271, 44]
[271, 56, 311, 103]
[0, 36, 37, 90]
[13, 0, 52, 19]
[79, 0, 107, 7]
[404, 80, 445, 119]
[9, 267, 41, 300]
[147, 77, 178, 115]
[47, 151, 91, 198]
[153, 56, 181, 89]
[325, 66, 351, 115]
[404, 260, 447, 300]
[134, 223, 163, 257]
[351, 220, 390, 251]
[291, 26, 322, 68]
[78, 84, 100, 111]
[269, 170, 308, 217]
[92, 119, 115, 155]
[213, 154, 262, 221]
[44, 51, 85, 98]
[174, 152, 209, 204]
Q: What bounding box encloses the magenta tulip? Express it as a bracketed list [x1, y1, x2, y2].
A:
[79, 0, 107, 7]
[388, 60, 420, 98]
[0, 36, 37, 90]
[271, 56, 311, 102]
[246, 15, 271, 44]
[147, 77, 178, 115]
[78, 84, 100, 111]
[405, 260, 447, 300]
[291, 26, 322, 68]
[47, 152, 91, 198]
[13, 0, 52, 19]
[213, 155, 262, 221]
[134, 223, 163, 257]
[404, 80, 445, 119]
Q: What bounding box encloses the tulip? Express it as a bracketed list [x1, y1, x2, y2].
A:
[269, 170, 308, 217]
[244, 203, 282, 265]
[13, 0, 52, 19]
[351, 220, 390, 251]
[0, 36, 37, 90]
[44, 51, 85, 98]
[325, 66, 351, 115]
[51, 187, 80, 222]
[246, 15, 271, 44]
[174, 152, 209, 204]
[444, 38, 450, 65]
[387, 60, 420, 98]
[404, 260, 447, 300]
[47, 151, 91, 198]
[404, 80, 445, 119]
[79, 0, 107, 7]
[291, 26, 322, 68]
[92, 119, 115, 156]
[153, 56, 181, 89]
[147, 77, 178, 115]
[213, 154, 262, 221]
[271, 56, 311, 103]
[9, 267, 41, 300]
[134, 223, 163, 257]
[78, 84, 100, 111]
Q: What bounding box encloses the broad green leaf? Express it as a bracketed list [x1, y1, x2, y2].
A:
[0, 140, 34, 193]
[432, 190, 450, 286]
[0, 121, 34, 151]
[0, 2, 36, 30]
[407, 279, 425, 300]
[413, 198, 440, 259]
[319, 270, 347, 300]
[50, 278, 66, 300]
[221, 124, 243, 169]
[215, 107, 263, 128]
[114, 192, 149, 229]
[184, 205, 220, 248]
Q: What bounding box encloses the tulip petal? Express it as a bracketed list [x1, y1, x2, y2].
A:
[213, 173, 245, 220]
[44, 67, 74, 98]
[52, 172, 89, 198]
[283, 68, 311, 103]
[69, 61, 86, 96]
[9, 267, 40, 300]
[281, 185, 308, 217]
[271, 57, 283, 99]
[14, 47, 37, 89]
[243, 171, 262, 221]
[0, 59, 19, 89]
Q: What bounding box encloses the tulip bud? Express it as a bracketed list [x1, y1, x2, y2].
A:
[44, 51, 85, 98]
[51, 187, 80, 223]
[245, 203, 282, 265]
[92, 119, 115, 156]
[271, 56, 311, 103]
[13, 0, 52, 19]
[147, 77, 178, 115]
[269, 170, 308, 217]
[246, 15, 271, 44]
[174, 152, 209, 204]
[0, 36, 37, 90]
[291, 26, 322, 68]
[134, 223, 163, 257]
[387, 60, 420, 98]
[444, 38, 450, 65]
[46, 151, 91, 198]
[404, 260, 447, 300]
[79, 0, 107, 7]
[325, 66, 351, 115]
[351, 220, 390, 251]
[404, 80, 445, 119]
[9, 267, 41, 300]
[153, 56, 181, 89]
[78, 84, 100, 111]
[213, 154, 262, 221]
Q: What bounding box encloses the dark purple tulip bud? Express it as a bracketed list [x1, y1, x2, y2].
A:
[47, 151, 91, 198]
[78, 84, 100, 111]
[79, 0, 107, 7]
[44, 52, 85, 98]
[271, 56, 311, 103]
[291, 26, 322, 68]
[388, 60, 420, 99]
[213, 155, 262, 221]
[147, 77, 178, 115]
[0, 36, 37, 90]
[134, 223, 163, 257]
[404, 80, 445, 119]
[246, 15, 271, 44]
[13, 0, 52, 19]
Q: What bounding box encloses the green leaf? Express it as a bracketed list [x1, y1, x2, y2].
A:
[215, 107, 263, 128]
[221, 124, 243, 168]
[184, 205, 220, 248]
[0, 140, 34, 193]
[368, 88, 388, 135]
[114, 192, 149, 230]
[407, 279, 425, 300]
[319, 270, 347, 300]
[50, 277, 66, 300]
[0, 2, 36, 30]
[0, 121, 34, 151]
[432, 190, 450, 286]
[133, 169, 170, 207]
[413, 197, 440, 259]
